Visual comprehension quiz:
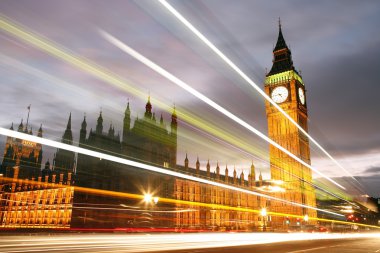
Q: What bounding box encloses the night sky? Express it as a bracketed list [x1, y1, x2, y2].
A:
[0, 0, 379, 197]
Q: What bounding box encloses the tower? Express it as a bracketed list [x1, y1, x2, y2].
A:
[53, 113, 75, 177]
[96, 110, 103, 135]
[264, 21, 316, 220]
[123, 100, 131, 143]
[170, 105, 177, 167]
[79, 115, 87, 146]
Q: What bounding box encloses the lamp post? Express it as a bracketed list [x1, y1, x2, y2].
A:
[261, 207, 267, 232]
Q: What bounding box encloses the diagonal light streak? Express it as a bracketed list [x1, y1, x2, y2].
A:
[0, 14, 268, 168]
[156, 0, 357, 183]
[99, 30, 346, 190]
[0, 127, 343, 217]
[0, 14, 350, 202]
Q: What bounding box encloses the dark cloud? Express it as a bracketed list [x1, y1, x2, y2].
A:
[363, 167, 380, 175]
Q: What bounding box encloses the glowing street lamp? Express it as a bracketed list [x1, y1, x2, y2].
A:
[304, 214, 309, 222]
[153, 197, 159, 205]
[261, 208, 267, 217]
[144, 193, 153, 203]
[261, 208, 267, 232]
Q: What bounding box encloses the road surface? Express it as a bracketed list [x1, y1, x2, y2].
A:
[0, 232, 379, 252]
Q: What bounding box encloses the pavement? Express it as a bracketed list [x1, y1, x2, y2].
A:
[0, 232, 379, 253]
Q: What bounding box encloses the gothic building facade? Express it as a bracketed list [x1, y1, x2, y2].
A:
[0, 119, 43, 180]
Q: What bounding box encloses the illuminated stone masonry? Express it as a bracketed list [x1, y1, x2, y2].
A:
[0, 167, 73, 229]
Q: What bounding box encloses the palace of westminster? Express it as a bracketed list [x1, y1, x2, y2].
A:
[0, 24, 317, 230]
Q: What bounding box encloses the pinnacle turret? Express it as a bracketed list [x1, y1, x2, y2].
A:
[267, 19, 297, 76]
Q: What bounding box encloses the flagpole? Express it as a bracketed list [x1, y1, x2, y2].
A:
[26, 104, 31, 130]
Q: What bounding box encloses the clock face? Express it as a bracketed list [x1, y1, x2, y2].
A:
[298, 87, 305, 105]
[271, 86, 289, 103]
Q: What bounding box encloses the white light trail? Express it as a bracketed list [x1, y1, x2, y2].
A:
[99, 30, 346, 190]
[0, 127, 343, 217]
[156, 0, 356, 182]
[1, 233, 380, 253]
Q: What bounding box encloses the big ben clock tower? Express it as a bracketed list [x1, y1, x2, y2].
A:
[265, 21, 317, 222]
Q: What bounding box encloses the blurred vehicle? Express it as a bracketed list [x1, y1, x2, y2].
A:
[287, 225, 329, 233]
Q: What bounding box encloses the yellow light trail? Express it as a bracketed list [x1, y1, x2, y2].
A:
[100, 30, 346, 190]
[0, 14, 350, 205]
[1, 174, 379, 230]
[157, 0, 357, 183]
[0, 127, 342, 217]
[0, 14, 268, 168]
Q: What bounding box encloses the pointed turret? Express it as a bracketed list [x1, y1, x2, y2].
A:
[152, 112, 156, 122]
[171, 105, 177, 130]
[62, 113, 73, 145]
[240, 170, 245, 185]
[79, 115, 87, 145]
[96, 110, 103, 135]
[38, 124, 43, 137]
[225, 165, 229, 183]
[18, 119, 24, 132]
[196, 156, 200, 173]
[216, 162, 220, 180]
[123, 99, 131, 143]
[67, 112, 72, 130]
[170, 104, 178, 167]
[206, 159, 210, 177]
[267, 19, 297, 76]
[145, 96, 152, 119]
[259, 171, 263, 186]
[250, 161, 256, 182]
[160, 114, 164, 126]
[184, 153, 189, 170]
[10, 122, 14, 131]
[233, 167, 237, 184]
[108, 123, 115, 138]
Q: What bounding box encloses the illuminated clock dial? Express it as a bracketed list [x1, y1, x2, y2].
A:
[271, 86, 288, 103]
[298, 87, 305, 105]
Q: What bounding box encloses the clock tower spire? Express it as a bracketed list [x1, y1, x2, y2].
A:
[264, 21, 316, 223]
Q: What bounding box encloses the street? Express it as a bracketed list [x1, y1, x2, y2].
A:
[0, 233, 379, 253]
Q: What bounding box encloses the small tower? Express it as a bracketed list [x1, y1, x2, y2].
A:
[123, 99, 131, 143]
[38, 124, 43, 137]
[225, 165, 229, 183]
[144, 96, 152, 119]
[206, 159, 210, 178]
[79, 115, 87, 146]
[216, 162, 220, 180]
[108, 123, 115, 138]
[184, 153, 189, 170]
[250, 161, 256, 182]
[160, 114, 164, 126]
[96, 110, 103, 135]
[170, 105, 177, 167]
[62, 113, 73, 145]
[259, 171, 263, 186]
[196, 156, 200, 174]
[233, 167, 237, 185]
[18, 119, 24, 132]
